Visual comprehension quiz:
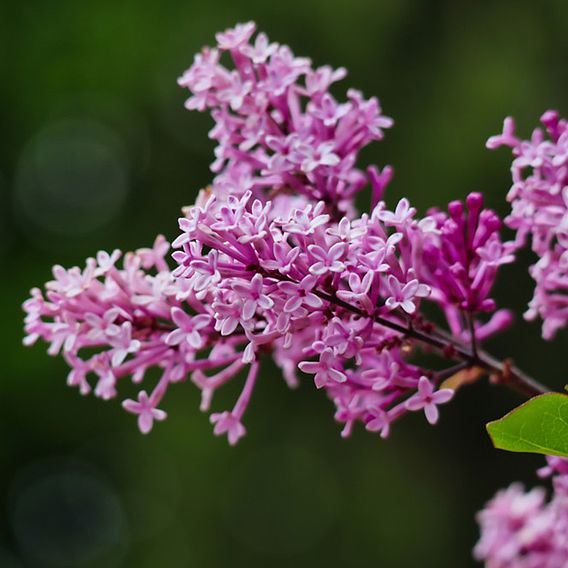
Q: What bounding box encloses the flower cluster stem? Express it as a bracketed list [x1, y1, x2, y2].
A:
[260, 267, 549, 398]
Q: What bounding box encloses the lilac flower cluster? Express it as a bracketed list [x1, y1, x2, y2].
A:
[475, 457, 568, 567]
[23, 236, 254, 437]
[23, 23, 518, 443]
[171, 185, 517, 438]
[488, 111, 568, 339]
[178, 21, 393, 218]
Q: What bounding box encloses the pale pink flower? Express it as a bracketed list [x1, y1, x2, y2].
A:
[404, 377, 453, 424]
[123, 391, 167, 434]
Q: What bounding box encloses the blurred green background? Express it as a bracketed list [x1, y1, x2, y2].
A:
[1, 0, 567, 566]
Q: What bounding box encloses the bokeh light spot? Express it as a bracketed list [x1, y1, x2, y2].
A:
[15, 117, 129, 241]
[9, 460, 128, 567]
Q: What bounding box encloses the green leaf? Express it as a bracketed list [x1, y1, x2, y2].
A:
[487, 393, 568, 458]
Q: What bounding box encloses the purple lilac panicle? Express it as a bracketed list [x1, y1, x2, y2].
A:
[23, 23, 517, 444]
[488, 111, 568, 339]
[475, 457, 568, 568]
[178, 21, 394, 218]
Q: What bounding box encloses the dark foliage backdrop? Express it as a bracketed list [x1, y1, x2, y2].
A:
[0, 0, 566, 566]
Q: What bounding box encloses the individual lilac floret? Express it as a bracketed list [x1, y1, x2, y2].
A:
[122, 391, 167, 434]
[475, 457, 568, 567]
[404, 377, 453, 424]
[23, 236, 262, 442]
[299, 348, 347, 389]
[488, 111, 568, 339]
[178, 21, 394, 218]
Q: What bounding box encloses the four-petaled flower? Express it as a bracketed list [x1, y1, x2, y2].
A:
[326, 217, 366, 241]
[210, 411, 246, 445]
[122, 391, 167, 434]
[299, 348, 347, 388]
[282, 206, 330, 235]
[137, 235, 170, 271]
[232, 273, 274, 320]
[263, 242, 300, 274]
[308, 243, 346, 275]
[166, 308, 211, 349]
[277, 275, 324, 313]
[308, 94, 352, 127]
[379, 198, 416, 226]
[215, 21, 256, 51]
[84, 308, 124, 341]
[299, 141, 341, 173]
[404, 377, 454, 424]
[385, 275, 430, 314]
[242, 32, 278, 64]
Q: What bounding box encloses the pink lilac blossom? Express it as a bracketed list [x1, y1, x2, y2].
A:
[404, 376, 453, 424]
[475, 456, 568, 568]
[488, 111, 568, 339]
[23, 23, 518, 444]
[178, 21, 394, 218]
[23, 235, 259, 439]
[169, 184, 515, 440]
